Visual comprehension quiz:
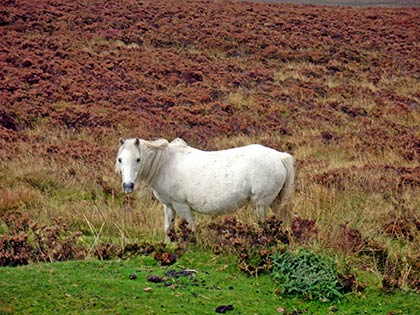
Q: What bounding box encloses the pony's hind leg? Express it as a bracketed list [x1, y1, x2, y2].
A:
[270, 197, 290, 226]
[254, 204, 267, 222]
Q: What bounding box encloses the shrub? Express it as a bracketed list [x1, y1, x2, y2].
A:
[0, 212, 86, 266]
[272, 248, 344, 301]
[206, 216, 289, 275]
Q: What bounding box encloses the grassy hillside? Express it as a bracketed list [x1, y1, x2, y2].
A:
[1, 251, 420, 315]
[0, 0, 419, 309]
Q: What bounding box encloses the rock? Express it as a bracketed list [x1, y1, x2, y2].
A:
[147, 275, 164, 283]
[215, 305, 234, 313]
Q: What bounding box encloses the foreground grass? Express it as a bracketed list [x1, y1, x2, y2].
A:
[1, 249, 419, 315]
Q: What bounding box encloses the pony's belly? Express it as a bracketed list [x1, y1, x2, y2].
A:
[189, 193, 249, 215]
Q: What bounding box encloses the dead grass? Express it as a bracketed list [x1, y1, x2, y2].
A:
[226, 89, 255, 108]
[1, 124, 419, 289]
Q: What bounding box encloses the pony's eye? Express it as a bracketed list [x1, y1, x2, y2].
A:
[136, 158, 141, 163]
[118, 158, 122, 163]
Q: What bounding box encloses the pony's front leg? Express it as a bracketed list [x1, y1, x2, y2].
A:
[163, 205, 176, 242]
[172, 202, 195, 232]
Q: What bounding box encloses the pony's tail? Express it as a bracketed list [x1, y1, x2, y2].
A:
[278, 153, 295, 225]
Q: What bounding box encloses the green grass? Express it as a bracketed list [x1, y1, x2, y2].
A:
[1, 249, 419, 315]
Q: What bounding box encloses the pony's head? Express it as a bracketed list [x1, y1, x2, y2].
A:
[115, 138, 141, 193]
[115, 137, 169, 193]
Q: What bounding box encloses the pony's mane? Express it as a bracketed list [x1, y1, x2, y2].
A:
[142, 138, 169, 150]
[170, 138, 187, 146]
[137, 139, 168, 185]
[139, 138, 188, 184]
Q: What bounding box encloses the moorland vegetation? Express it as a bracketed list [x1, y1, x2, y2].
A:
[1, 0, 419, 304]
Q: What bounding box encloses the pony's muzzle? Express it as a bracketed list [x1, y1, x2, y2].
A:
[123, 182, 134, 193]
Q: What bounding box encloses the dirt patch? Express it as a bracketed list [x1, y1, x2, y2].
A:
[146, 269, 202, 290]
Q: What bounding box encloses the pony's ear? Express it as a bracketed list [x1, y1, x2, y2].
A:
[134, 138, 140, 146]
[119, 138, 125, 145]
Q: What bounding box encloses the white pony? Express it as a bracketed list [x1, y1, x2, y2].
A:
[115, 138, 294, 240]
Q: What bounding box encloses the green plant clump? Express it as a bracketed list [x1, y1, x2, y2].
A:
[272, 248, 343, 301]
